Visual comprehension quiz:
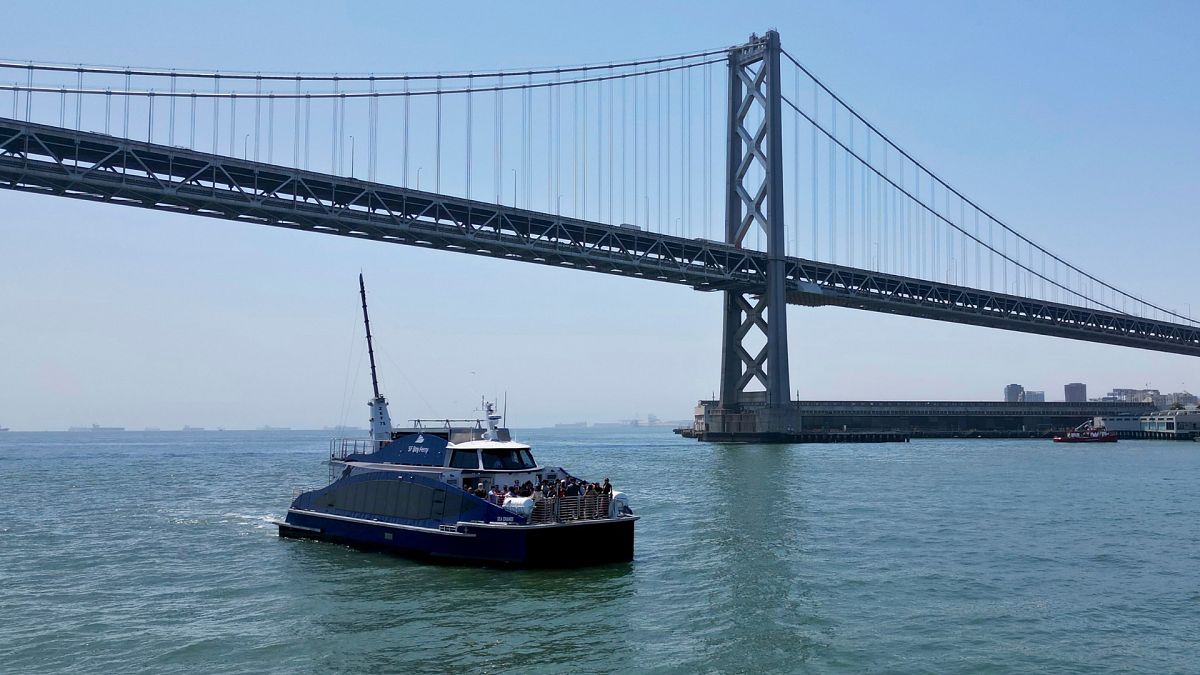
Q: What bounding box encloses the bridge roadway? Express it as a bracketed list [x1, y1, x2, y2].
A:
[2, 116, 1198, 357]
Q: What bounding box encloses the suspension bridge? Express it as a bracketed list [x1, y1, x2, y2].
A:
[1, 31, 1196, 437]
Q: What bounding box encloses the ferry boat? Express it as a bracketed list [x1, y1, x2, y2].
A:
[1053, 420, 1118, 443]
[276, 275, 636, 567]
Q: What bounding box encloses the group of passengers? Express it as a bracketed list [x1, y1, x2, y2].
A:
[471, 476, 612, 506]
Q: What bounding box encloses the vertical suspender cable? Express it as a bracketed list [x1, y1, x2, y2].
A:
[847, 118, 854, 266]
[466, 74, 473, 199]
[498, 74, 504, 204]
[123, 70, 131, 140]
[811, 81, 818, 259]
[583, 79, 589, 218]
[189, 92, 197, 150]
[621, 70, 627, 225]
[303, 94, 311, 170]
[496, 74, 503, 204]
[554, 71, 561, 215]
[665, 69, 671, 235]
[402, 79, 410, 186]
[212, 74, 220, 154]
[339, 91, 347, 175]
[597, 73, 603, 221]
[293, 77, 300, 168]
[657, 70, 663, 232]
[686, 63, 696, 236]
[254, 76, 261, 161]
[705, 62, 711, 241]
[632, 70, 639, 227]
[167, 72, 175, 144]
[643, 74, 649, 227]
[328, 76, 338, 172]
[24, 64, 32, 122]
[578, 81, 583, 214]
[230, 94, 237, 158]
[608, 67, 614, 223]
[268, 94, 275, 165]
[792, 67, 799, 257]
[435, 76, 442, 192]
[75, 67, 84, 131]
[829, 104, 836, 263]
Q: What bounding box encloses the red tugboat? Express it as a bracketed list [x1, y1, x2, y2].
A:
[1053, 420, 1119, 443]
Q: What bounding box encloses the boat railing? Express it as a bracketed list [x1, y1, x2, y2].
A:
[489, 494, 612, 524]
[292, 485, 322, 499]
[329, 437, 378, 460]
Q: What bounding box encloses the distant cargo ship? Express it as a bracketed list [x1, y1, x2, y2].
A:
[0, 426, 9, 432]
[68, 424, 125, 432]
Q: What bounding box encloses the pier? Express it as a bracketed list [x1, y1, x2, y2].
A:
[687, 398, 1157, 443]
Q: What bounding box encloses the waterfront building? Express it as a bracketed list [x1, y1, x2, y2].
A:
[1098, 409, 1200, 438]
[1065, 383, 1087, 403]
[1004, 384, 1025, 403]
[1021, 390, 1046, 403]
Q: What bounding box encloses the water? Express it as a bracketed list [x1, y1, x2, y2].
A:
[1, 429, 1198, 674]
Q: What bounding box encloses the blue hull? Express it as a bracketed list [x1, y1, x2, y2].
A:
[279, 509, 635, 567]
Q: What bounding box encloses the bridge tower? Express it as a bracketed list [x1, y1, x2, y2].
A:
[713, 30, 796, 437]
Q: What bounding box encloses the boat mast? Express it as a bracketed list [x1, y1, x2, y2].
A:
[359, 273, 381, 400]
[358, 273, 392, 446]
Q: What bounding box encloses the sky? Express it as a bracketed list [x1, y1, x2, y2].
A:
[1, 0, 1198, 430]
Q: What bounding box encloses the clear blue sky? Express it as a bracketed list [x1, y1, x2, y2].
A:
[1, 1, 1197, 430]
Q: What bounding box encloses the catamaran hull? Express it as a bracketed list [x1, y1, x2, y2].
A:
[279, 509, 635, 567]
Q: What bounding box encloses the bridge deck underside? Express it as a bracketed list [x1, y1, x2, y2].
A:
[1, 118, 1197, 357]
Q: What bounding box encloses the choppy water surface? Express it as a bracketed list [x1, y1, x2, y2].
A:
[1, 429, 1198, 673]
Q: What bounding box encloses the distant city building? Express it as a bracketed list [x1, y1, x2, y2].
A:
[1004, 384, 1024, 403]
[1064, 383, 1087, 403]
[1021, 390, 1045, 403]
[1152, 391, 1198, 409]
[1096, 387, 1196, 410]
[1106, 388, 1159, 403]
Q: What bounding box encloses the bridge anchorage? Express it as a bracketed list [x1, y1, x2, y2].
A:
[0, 31, 1197, 442]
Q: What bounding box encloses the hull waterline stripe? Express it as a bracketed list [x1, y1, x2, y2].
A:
[285, 509, 476, 537]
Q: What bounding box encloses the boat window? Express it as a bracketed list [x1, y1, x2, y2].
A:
[449, 450, 480, 470]
[480, 448, 535, 470]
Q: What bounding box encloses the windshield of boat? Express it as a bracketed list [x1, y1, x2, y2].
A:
[480, 448, 536, 470]
[449, 449, 480, 470]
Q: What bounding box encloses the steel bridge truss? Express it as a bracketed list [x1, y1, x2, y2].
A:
[1, 117, 1198, 360]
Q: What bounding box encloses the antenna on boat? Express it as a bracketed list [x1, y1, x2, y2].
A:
[503, 391, 508, 429]
[358, 274, 392, 446]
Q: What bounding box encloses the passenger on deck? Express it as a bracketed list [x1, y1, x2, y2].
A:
[473, 484, 487, 498]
